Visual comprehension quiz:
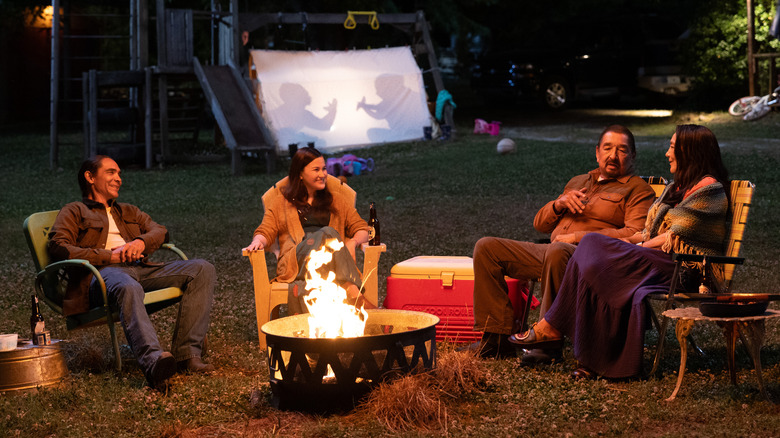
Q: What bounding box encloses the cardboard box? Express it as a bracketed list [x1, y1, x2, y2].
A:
[384, 256, 538, 344]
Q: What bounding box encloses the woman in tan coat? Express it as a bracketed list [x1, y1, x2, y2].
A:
[243, 147, 371, 312]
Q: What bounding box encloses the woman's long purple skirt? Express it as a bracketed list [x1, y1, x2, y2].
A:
[545, 233, 676, 378]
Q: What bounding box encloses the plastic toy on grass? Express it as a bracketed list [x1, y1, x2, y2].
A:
[474, 119, 501, 136]
[327, 154, 375, 177]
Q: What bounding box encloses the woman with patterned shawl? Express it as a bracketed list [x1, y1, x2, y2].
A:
[509, 124, 730, 379]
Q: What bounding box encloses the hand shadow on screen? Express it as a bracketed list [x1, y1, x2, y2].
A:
[274, 83, 336, 147]
[356, 74, 421, 142]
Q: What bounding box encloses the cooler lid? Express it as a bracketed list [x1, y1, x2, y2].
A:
[390, 256, 474, 282]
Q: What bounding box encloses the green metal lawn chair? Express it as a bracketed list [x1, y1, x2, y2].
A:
[23, 210, 187, 370]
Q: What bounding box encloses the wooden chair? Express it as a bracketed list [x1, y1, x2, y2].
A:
[23, 210, 187, 370]
[640, 175, 669, 198]
[649, 180, 755, 375]
[243, 175, 386, 350]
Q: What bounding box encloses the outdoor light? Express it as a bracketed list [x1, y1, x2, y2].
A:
[587, 109, 674, 118]
[27, 6, 56, 28]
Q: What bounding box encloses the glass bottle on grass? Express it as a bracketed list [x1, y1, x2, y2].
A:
[30, 294, 45, 343]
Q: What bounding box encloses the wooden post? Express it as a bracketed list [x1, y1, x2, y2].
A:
[155, 1, 169, 166]
[231, 0, 239, 67]
[81, 71, 89, 158]
[138, 0, 148, 68]
[50, 0, 60, 170]
[130, 0, 137, 70]
[145, 67, 153, 169]
[158, 73, 169, 165]
[156, 0, 166, 67]
[416, 11, 454, 129]
[88, 69, 98, 157]
[747, 0, 756, 96]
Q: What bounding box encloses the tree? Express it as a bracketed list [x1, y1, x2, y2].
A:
[682, 0, 780, 103]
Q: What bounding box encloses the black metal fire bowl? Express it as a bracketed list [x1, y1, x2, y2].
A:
[261, 309, 439, 412]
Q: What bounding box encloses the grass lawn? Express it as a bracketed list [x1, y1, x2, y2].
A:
[1, 109, 780, 437]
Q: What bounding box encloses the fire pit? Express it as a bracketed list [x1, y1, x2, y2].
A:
[261, 309, 439, 412]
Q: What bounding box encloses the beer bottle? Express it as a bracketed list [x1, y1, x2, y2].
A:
[30, 295, 45, 344]
[368, 202, 380, 246]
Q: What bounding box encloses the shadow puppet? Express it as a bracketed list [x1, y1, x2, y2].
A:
[274, 83, 337, 148]
[356, 74, 423, 142]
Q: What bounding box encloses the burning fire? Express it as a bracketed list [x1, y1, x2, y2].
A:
[303, 239, 368, 338]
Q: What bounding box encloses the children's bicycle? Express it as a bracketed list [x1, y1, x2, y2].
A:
[728, 85, 780, 121]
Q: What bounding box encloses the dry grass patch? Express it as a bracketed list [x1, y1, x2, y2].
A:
[356, 349, 491, 432]
[435, 349, 492, 396]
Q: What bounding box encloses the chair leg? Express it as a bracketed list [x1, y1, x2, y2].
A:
[107, 321, 122, 371]
[651, 260, 684, 377]
[648, 300, 662, 332]
[246, 249, 272, 350]
[518, 279, 537, 333]
[650, 314, 669, 377]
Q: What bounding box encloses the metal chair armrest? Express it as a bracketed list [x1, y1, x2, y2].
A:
[37, 258, 110, 310]
[160, 243, 188, 260]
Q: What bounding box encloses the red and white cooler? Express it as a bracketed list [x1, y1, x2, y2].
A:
[383, 256, 539, 344]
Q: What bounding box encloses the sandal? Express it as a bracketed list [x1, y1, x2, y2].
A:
[570, 366, 597, 380]
[507, 323, 563, 350]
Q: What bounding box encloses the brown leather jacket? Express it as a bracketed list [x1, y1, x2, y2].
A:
[534, 169, 655, 243]
[48, 198, 168, 315]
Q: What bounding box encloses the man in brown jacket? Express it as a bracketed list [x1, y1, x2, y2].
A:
[48, 156, 216, 388]
[472, 125, 655, 361]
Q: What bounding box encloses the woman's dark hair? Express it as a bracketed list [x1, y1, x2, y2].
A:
[667, 124, 729, 204]
[78, 155, 110, 197]
[283, 147, 333, 213]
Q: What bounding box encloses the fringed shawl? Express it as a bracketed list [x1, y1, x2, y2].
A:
[642, 180, 729, 256]
[642, 180, 729, 290]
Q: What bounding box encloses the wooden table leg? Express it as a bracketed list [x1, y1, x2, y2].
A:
[667, 319, 695, 401]
[718, 321, 739, 385]
[737, 320, 770, 402]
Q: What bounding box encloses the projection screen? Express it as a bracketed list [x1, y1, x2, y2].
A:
[250, 47, 430, 154]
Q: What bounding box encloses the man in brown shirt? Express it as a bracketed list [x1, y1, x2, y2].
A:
[49, 156, 217, 388]
[472, 125, 655, 361]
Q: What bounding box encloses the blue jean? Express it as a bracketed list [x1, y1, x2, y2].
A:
[90, 259, 216, 372]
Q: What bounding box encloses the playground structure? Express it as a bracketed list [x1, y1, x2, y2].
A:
[48, 1, 453, 174]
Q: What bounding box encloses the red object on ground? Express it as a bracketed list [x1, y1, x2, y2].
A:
[384, 256, 539, 344]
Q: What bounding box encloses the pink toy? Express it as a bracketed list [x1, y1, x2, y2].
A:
[474, 118, 490, 134]
[486, 121, 501, 136]
[474, 118, 501, 135]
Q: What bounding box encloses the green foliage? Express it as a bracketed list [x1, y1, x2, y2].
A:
[683, 0, 780, 94]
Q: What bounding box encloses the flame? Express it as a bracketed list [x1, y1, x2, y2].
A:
[303, 239, 368, 339]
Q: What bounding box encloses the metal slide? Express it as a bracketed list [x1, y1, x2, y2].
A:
[193, 57, 276, 174]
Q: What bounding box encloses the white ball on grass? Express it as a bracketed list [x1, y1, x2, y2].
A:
[497, 138, 516, 155]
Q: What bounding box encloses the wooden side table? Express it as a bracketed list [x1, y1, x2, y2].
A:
[661, 307, 780, 401]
